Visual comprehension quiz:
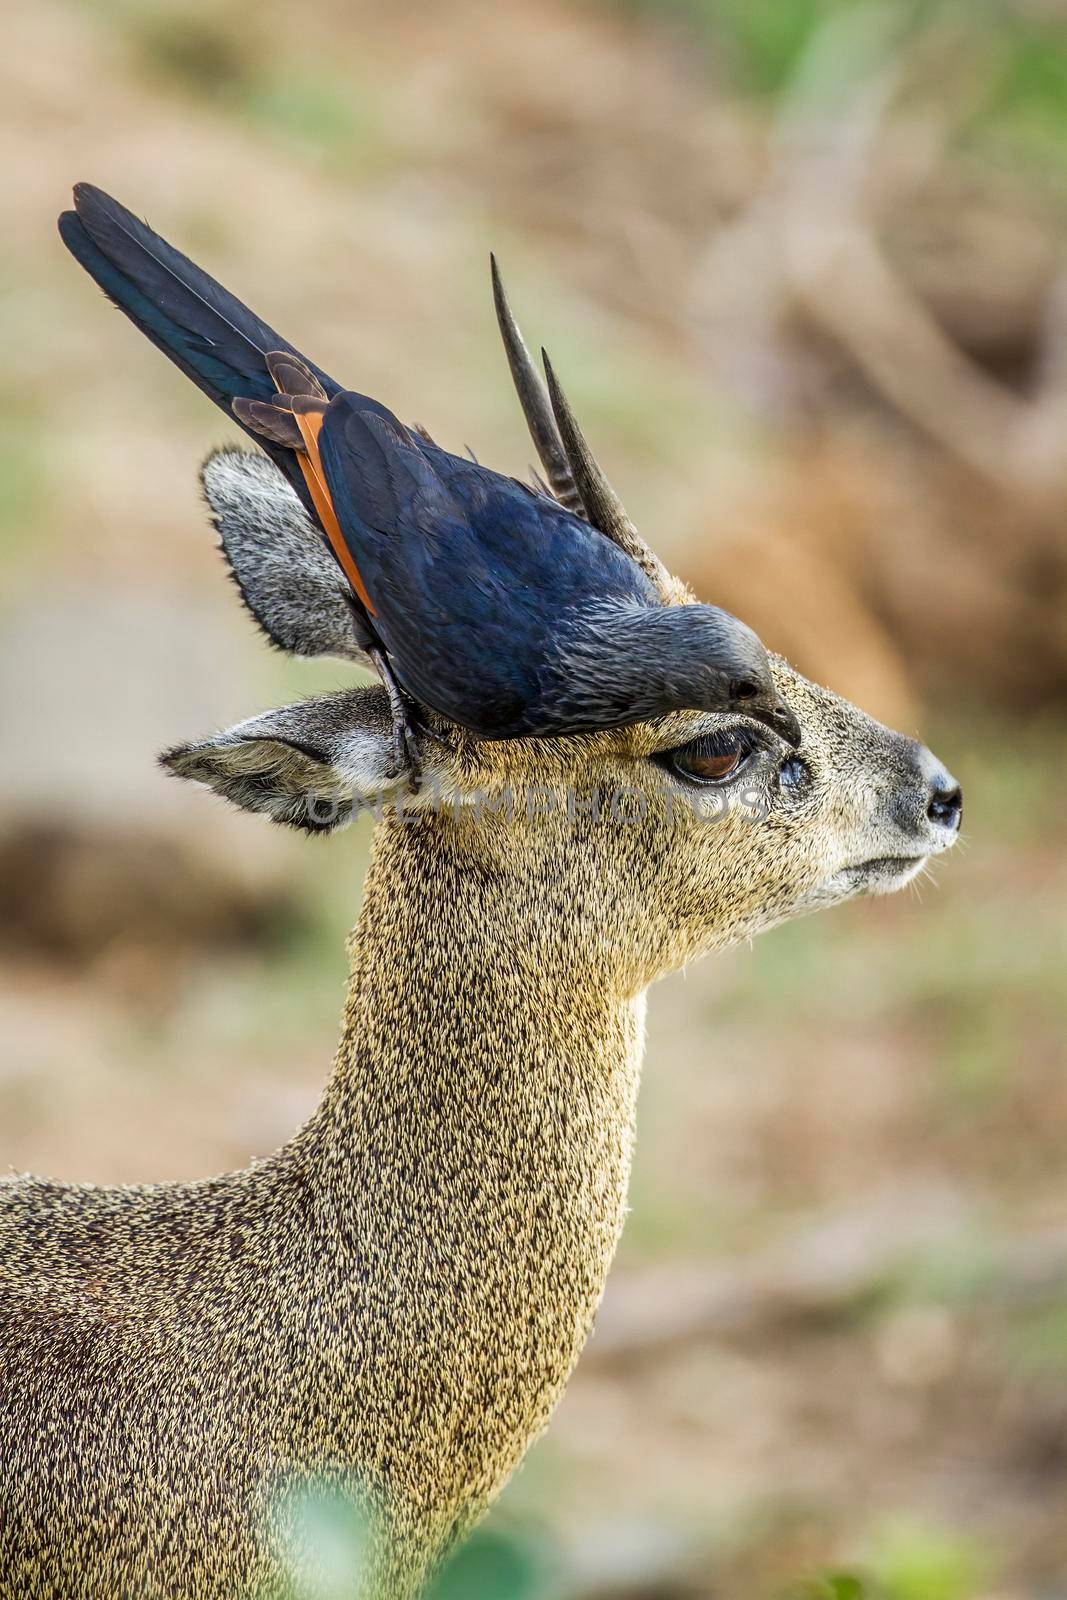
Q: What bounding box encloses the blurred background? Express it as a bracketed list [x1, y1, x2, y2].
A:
[2, 0, 1066, 1595]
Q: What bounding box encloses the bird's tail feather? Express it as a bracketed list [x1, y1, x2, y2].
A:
[57, 183, 339, 439]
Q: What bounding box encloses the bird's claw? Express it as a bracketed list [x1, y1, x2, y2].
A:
[391, 710, 423, 795]
[369, 645, 424, 794]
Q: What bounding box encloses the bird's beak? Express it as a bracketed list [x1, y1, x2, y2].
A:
[754, 701, 802, 748]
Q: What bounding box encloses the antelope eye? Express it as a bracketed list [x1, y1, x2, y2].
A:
[658, 731, 750, 785]
[684, 747, 742, 781]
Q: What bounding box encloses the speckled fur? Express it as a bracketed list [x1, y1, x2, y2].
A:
[0, 594, 956, 1595]
[202, 447, 371, 664]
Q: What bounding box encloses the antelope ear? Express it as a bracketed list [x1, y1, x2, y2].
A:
[201, 447, 370, 663]
[160, 687, 408, 833]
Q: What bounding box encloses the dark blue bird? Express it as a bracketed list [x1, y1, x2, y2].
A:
[58, 184, 800, 772]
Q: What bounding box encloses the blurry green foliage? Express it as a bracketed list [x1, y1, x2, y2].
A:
[131, 9, 253, 99]
[276, 1485, 370, 1600]
[865, 1519, 990, 1600]
[240, 71, 379, 161]
[964, 20, 1067, 172]
[92, 0, 385, 169]
[426, 1525, 551, 1600]
[896, 1230, 999, 1308]
[604, 0, 1067, 173]
[80, 0, 258, 96]
[615, 0, 859, 94]
[787, 1523, 991, 1600]
[98, 0, 1067, 179]
[271, 1483, 551, 1600]
[787, 1574, 878, 1600]
[1008, 1301, 1067, 1376]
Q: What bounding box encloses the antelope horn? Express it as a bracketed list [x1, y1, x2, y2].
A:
[490, 255, 585, 515]
[541, 350, 673, 598]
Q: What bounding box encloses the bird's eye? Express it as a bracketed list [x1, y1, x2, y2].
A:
[732, 680, 759, 701]
[657, 730, 751, 785]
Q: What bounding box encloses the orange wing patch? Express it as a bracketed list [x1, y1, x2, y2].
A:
[290, 411, 377, 617]
[238, 355, 376, 613]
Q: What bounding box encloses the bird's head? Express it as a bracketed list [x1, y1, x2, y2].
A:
[565, 602, 803, 748]
[691, 608, 803, 747]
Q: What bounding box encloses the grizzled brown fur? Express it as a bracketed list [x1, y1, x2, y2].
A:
[1, 628, 957, 1598]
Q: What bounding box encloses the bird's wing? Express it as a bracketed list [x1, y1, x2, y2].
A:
[315, 395, 564, 730]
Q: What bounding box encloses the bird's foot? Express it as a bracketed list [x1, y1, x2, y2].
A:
[392, 710, 423, 795]
[370, 648, 424, 795]
[408, 710, 452, 751]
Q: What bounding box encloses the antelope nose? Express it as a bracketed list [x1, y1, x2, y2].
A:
[927, 773, 962, 832]
[895, 741, 963, 842]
